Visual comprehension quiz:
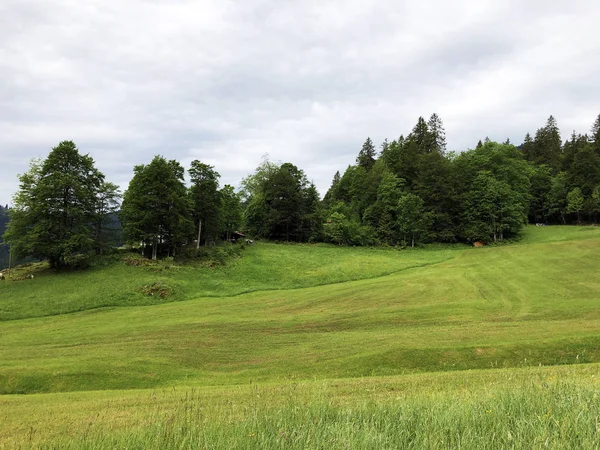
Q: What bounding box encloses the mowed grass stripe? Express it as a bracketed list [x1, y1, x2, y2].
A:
[0, 243, 461, 321]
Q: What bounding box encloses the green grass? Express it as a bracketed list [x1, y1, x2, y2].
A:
[1, 364, 599, 449]
[0, 242, 460, 321]
[515, 223, 600, 244]
[1, 225, 600, 447]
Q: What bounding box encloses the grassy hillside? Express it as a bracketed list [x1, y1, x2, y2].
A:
[1, 225, 599, 448]
[0, 243, 460, 321]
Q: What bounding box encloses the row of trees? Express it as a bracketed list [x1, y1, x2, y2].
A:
[120, 156, 242, 259]
[3, 112, 600, 267]
[3, 143, 242, 268]
[318, 113, 600, 246]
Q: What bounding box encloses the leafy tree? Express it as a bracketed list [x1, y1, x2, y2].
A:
[547, 172, 570, 224]
[413, 151, 455, 242]
[243, 160, 320, 242]
[324, 203, 374, 246]
[189, 161, 221, 247]
[121, 156, 192, 259]
[397, 193, 431, 247]
[567, 187, 585, 224]
[264, 163, 306, 241]
[4, 142, 106, 268]
[239, 155, 279, 204]
[462, 171, 525, 242]
[527, 164, 552, 223]
[454, 142, 530, 241]
[364, 170, 404, 245]
[324, 211, 349, 245]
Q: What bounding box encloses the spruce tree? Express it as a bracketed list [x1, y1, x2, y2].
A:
[356, 137, 376, 171]
[189, 161, 221, 248]
[409, 117, 432, 154]
[521, 133, 534, 159]
[427, 113, 447, 154]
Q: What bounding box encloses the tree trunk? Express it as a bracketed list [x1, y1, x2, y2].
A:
[411, 233, 415, 248]
[196, 218, 202, 249]
[152, 239, 158, 260]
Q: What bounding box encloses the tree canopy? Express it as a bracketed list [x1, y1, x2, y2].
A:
[4, 112, 600, 266]
[3, 142, 117, 268]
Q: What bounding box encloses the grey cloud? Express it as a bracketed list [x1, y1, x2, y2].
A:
[1, 0, 600, 202]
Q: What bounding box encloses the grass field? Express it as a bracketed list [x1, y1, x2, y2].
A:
[1, 225, 599, 448]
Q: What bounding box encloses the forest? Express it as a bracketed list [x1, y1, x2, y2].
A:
[2, 113, 600, 268]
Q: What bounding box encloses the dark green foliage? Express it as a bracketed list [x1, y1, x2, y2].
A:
[397, 193, 432, 247]
[528, 115, 562, 171]
[93, 182, 122, 254]
[7, 113, 600, 260]
[455, 142, 530, 242]
[3, 142, 116, 268]
[408, 116, 433, 154]
[528, 164, 552, 223]
[427, 113, 447, 154]
[189, 161, 221, 247]
[243, 159, 321, 242]
[320, 113, 556, 246]
[356, 137, 376, 171]
[121, 156, 193, 259]
[220, 184, 242, 242]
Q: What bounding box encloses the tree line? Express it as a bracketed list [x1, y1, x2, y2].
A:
[319, 113, 600, 246]
[2, 142, 242, 268]
[2, 113, 600, 268]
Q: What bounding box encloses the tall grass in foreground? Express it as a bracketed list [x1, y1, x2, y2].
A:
[39, 380, 600, 449]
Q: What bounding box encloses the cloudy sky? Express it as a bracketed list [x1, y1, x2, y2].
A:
[1, 0, 599, 203]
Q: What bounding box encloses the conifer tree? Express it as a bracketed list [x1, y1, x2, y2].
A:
[4, 141, 107, 268]
[189, 161, 221, 248]
[409, 117, 432, 154]
[356, 137, 376, 171]
[428, 113, 447, 154]
[121, 156, 192, 259]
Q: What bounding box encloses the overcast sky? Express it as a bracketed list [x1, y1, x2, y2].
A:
[1, 0, 599, 203]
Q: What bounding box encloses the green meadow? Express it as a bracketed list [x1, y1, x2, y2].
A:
[1, 226, 600, 448]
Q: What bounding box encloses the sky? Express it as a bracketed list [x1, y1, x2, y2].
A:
[1, 0, 600, 204]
